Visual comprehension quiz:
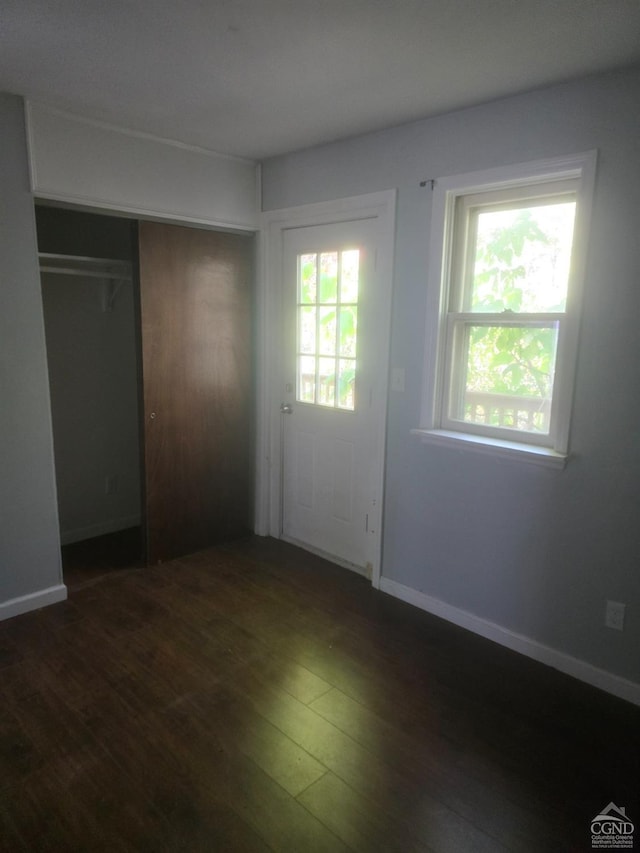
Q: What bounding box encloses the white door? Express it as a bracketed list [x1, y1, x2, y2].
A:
[280, 219, 382, 573]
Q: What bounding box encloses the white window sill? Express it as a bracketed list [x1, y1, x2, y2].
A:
[410, 429, 568, 469]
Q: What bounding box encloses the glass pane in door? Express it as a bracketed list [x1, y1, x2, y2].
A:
[296, 249, 359, 411]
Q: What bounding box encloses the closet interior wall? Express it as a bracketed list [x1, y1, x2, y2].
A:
[36, 206, 142, 548]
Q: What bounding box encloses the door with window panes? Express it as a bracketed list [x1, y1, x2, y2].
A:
[281, 220, 379, 571]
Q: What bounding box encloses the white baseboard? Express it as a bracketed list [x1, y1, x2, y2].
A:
[379, 577, 640, 707]
[60, 515, 141, 545]
[0, 584, 68, 622]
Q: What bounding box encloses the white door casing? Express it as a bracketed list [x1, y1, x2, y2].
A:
[257, 191, 396, 588]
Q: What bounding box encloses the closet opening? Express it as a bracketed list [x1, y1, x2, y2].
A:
[38, 203, 255, 581]
[36, 204, 143, 586]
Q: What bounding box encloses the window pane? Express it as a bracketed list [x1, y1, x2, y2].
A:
[471, 201, 576, 313]
[319, 307, 336, 356]
[298, 355, 316, 403]
[341, 250, 359, 302]
[339, 306, 357, 357]
[338, 359, 356, 410]
[319, 253, 338, 303]
[452, 324, 559, 434]
[299, 254, 317, 303]
[299, 306, 316, 355]
[318, 357, 335, 406]
[295, 248, 359, 413]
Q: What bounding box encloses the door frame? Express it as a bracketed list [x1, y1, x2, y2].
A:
[256, 190, 396, 588]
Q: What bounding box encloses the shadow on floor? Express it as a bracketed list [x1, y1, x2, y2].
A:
[61, 527, 143, 590]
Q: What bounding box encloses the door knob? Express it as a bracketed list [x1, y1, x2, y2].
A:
[280, 403, 293, 414]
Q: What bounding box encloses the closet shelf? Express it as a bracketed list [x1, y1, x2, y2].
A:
[39, 253, 132, 282]
[39, 253, 132, 312]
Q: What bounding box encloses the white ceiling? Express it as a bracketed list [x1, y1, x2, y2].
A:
[1, 0, 639, 160]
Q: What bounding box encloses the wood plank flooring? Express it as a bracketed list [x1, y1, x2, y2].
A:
[1, 534, 638, 852]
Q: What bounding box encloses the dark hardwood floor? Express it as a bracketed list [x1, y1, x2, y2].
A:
[60, 526, 143, 589]
[1, 534, 637, 852]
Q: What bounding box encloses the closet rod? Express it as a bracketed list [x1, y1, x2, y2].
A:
[38, 252, 132, 282]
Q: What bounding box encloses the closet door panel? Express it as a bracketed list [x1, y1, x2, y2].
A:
[138, 221, 253, 564]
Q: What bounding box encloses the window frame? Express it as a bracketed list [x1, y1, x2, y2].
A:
[416, 152, 597, 466]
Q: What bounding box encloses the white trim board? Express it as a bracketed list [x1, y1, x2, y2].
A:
[379, 577, 640, 707]
[27, 102, 257, 165]
[26, 101, 259, 231]
[0, 585, 68, 623]
[257, 190, 396, 590]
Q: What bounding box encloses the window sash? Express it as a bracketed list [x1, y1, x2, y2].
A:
[440, 314, 565, 447]
[451, 181, 578, 313]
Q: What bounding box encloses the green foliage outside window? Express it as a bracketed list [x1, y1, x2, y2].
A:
[465, 204, 574, 401]
[298, 251, 359, 409]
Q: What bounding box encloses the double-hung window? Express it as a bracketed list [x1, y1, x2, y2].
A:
[418, 153, 596, 465]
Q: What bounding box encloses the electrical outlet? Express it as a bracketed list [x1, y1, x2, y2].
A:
[105, 474, 119, 495]
[605, 600, 625, 631]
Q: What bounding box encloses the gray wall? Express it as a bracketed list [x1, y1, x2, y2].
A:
[37, 208, 141, 544]
[0, 94, 62, 599]
[262, 67, 640, 685]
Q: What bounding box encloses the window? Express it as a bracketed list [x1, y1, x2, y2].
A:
[296, 249, 359, 411]
[418, 153, 596, 464]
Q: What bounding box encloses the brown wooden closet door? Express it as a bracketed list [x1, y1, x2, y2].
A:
[138, 221, 253, 564]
